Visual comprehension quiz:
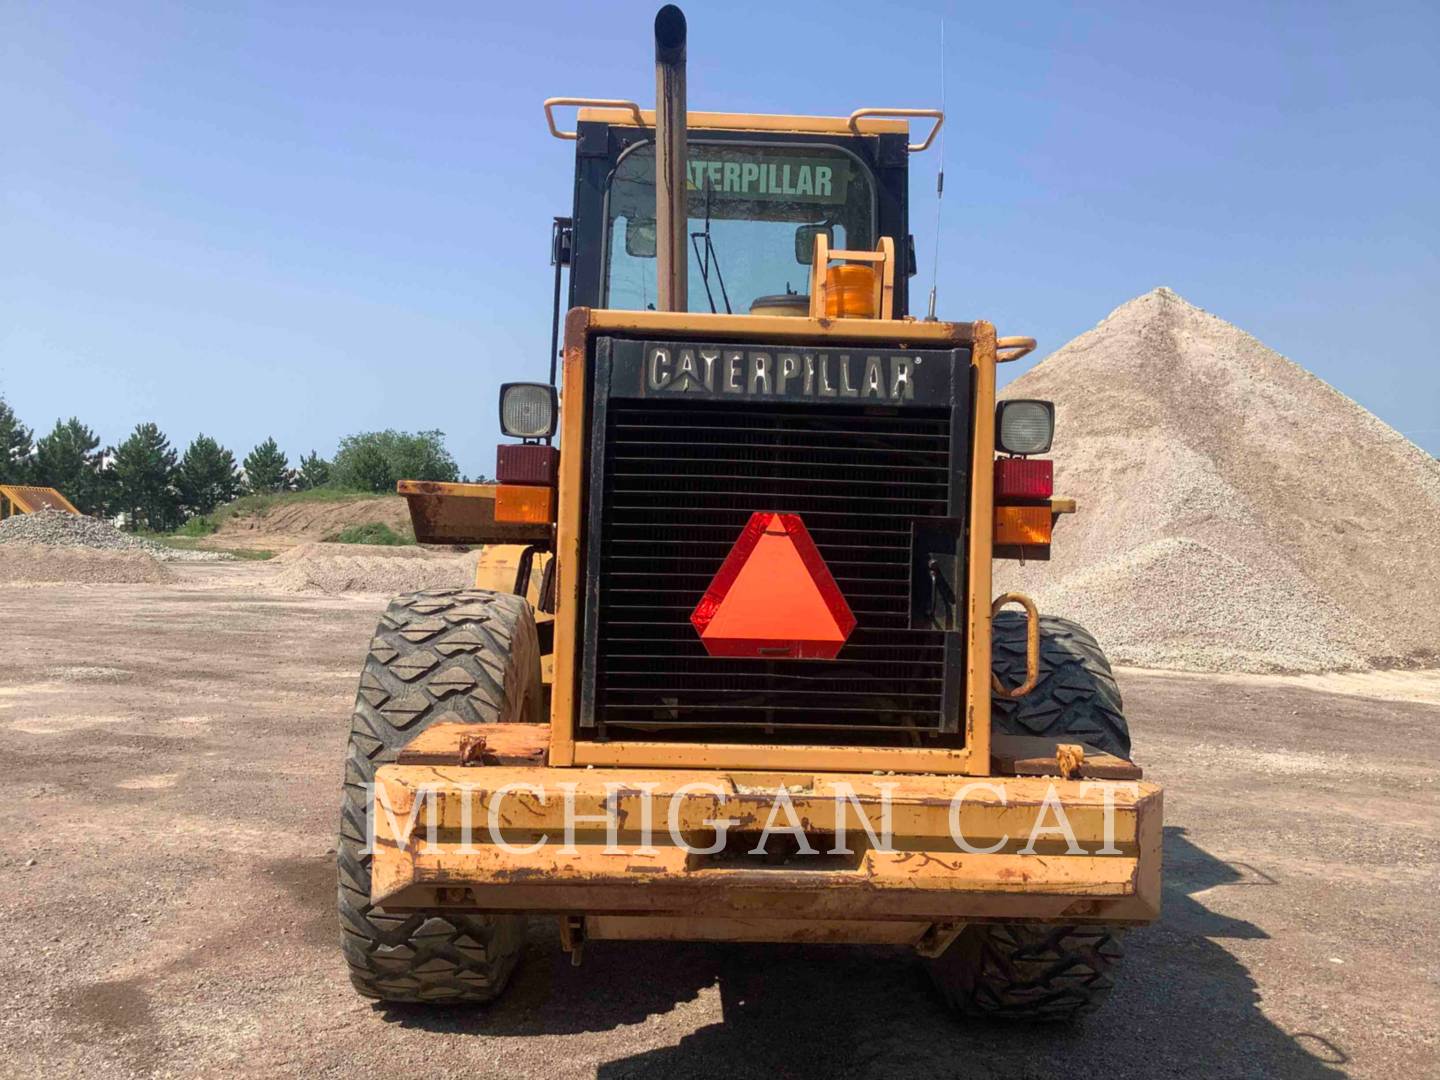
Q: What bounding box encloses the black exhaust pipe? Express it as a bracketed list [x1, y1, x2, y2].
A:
[654, 5, 688, 312]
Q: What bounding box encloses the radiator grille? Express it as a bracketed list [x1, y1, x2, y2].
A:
[587, 397, 957, 745]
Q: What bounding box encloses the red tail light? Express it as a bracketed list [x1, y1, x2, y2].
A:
[994, 457, 1053, 500]
[497, 444, 559, 486]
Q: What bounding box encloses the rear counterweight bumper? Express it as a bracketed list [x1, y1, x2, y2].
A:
[369, 767, 1162, 929]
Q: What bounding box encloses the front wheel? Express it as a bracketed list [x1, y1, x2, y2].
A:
[933, 614, 1131, 1021]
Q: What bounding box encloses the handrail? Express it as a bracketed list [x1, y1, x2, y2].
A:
[847, 108, 945, 152]
[991, 593, 1041, 699]
[544, 98, 646, 140]
[996, 337, 1037, 363]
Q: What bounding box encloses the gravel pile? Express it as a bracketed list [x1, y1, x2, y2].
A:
[0, 547, 170, 585]
[271, 542, 479, 594]
[997, 287, 1440, 673]
[0, 510, 232, 562]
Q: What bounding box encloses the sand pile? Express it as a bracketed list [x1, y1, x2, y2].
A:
[997, 287, 1440, 673]
[270, 542, 479, 595]
[0, 510, 231, 562]
[0, 547, 170, 585]
[212, 495, 412, 551]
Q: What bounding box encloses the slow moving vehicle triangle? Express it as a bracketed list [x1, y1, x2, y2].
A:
[691, 512, 856, 659]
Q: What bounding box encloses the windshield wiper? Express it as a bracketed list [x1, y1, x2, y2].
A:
[689, 191, 732, 315]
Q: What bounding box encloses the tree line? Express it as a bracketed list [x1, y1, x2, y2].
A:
[0, 395, 461, 531]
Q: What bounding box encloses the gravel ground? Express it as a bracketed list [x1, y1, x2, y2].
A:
[997, 288, 1440, 673]
[0, 562, 1435, 1078]
[0, 510, 232, 562]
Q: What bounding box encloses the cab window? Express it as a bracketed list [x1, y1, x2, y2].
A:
[604, 142, 876, 314]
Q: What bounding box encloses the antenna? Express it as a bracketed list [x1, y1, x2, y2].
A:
[926, 19, 946, 322]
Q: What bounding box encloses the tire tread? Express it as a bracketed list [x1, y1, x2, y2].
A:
[337, 589, 537, 1004]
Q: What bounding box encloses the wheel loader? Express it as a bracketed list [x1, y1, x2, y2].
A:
[337, 5, 1161, 1021]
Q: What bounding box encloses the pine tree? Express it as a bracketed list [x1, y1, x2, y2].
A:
[243, 437, 291, 494]
[113, 422, 181, 530]
[296, 450, 331, 491]
[0, 397, 33, 484]
[176, 435, 241, 515]
[31, 418, 111, 514]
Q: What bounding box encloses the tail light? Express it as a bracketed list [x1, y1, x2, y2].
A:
[995, 457, 1053, 500]
[497, 444, 559, 486]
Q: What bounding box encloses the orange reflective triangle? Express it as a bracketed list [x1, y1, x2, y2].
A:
[691, 512, 856, 660]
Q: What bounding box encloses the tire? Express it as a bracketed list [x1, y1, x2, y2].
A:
[991, 612, 1130, 759]
[931, 614, 1130, 1021]
[337, 589, 541, 1004]
[927, 924, 1123, 1021]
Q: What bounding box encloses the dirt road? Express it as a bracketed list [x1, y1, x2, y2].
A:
[1, 565, 1435, 1078]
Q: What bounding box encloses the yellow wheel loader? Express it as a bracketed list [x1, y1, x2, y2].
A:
[337, 5, 1161, 1021]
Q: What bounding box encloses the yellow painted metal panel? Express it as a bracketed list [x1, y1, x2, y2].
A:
[576, 107, 909, 137]
[0, 485, 80, 515]
[585, 915, 930, 945]
[395, 480, 550, 544]
[368, 765, 1160, 925]
[570, 740, 977, 775]
[965, 323, 998, 775]
[582, 307, 975, 346]
[548, 310, 593, 766]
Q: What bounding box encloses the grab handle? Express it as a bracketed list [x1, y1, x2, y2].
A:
[544, 98, 645, 140]
[991, 592, 1040, 699]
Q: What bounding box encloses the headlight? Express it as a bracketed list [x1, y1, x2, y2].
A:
[499, 383, 558, 439]
[996, 399, 1054, 455]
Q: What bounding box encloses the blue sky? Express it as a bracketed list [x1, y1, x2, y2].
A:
[3, 0, 1437, 476]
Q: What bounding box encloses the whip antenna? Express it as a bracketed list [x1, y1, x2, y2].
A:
[926, 19, 946, 321]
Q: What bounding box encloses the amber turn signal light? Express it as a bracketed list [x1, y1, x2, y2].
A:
[495, 484, 555, 525]
[994, 505, 1052, 546]
[824, 264, 877, 319]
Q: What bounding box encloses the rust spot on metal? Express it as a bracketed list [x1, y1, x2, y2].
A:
[1056, 743, 1084, 781]
[434, 886, 476, 905]
[458, 732, 488, 766]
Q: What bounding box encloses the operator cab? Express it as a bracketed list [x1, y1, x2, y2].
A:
[549, 105, 936, 319]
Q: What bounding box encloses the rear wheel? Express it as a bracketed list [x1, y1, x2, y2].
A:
[337, 589, 540, 1003]
[991, 612, 1129, 758]
[927, 924, 1123, 1021]
[928, 614, 1130, 1021]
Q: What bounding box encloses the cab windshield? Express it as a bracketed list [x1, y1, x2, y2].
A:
[604, 141, 876, 314]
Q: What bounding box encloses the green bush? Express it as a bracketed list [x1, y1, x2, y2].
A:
[177, 515, 218, 537]
[327, 522, 413, 546]
[331, 430, 459, 493]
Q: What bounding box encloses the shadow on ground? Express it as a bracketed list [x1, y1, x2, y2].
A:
[378, 827, 1348, 1078]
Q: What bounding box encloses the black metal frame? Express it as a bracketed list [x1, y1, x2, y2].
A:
[578, 335, 972, 740]
[567, 121, 912, 317]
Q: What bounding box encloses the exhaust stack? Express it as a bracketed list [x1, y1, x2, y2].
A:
[654, 4, 688, 312]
